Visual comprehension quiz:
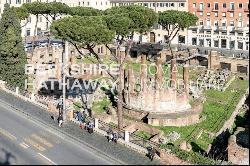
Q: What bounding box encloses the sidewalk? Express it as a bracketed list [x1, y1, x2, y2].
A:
[0, 89, 163, 165]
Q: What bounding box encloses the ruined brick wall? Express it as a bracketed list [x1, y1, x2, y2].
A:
[228, 128, 249, 165]
[208, 51, 249, 74]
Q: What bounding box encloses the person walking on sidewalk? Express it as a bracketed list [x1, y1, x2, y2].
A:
[58, 114, 63, 127]
[87, 121, 94, 134]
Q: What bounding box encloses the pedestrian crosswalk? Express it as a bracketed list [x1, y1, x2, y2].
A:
[22, 131, 60, 152]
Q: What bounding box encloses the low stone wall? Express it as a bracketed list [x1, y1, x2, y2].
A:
[148, 104, 202, 127]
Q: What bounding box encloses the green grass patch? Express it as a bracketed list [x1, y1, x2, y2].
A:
[108, 122, 118, 129]
[157, 78, 248, 151]
[134, 130, 152, 140]
[92, 98, 111, 113]
[73, 102, 82, 111]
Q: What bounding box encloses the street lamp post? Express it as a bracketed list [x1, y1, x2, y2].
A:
[61, 40, 68, 121]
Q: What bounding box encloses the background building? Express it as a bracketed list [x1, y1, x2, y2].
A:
[109, 0, 188, 45]
[188, 0, 249, 51]
[0, 0, 80, 38]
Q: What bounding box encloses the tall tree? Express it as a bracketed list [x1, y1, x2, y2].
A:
[158, 10, 198, 56]
[0, 4, 27, 89]
[104, 5, 158, 57]
[14, 6, 29, 27]
[50, 16, 115, 63]
[69, 6, 102, 16]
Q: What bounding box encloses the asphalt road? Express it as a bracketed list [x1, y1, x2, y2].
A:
[0, 99, 119, 165]
[0, 89, 163, 165]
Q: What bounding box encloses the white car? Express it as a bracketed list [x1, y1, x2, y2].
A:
[39, 42, 48, 48]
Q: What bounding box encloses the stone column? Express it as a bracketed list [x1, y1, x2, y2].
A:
[183, 65, 189, 96]
[171, 58, 177, 88]
[128, 65, 135, 93]
[208, 51, 218, 70]
[140, 54, 147, 92]
[155, 57, 163, 90]
[118, 47, 126, 90]
[120, 46, 126, 62]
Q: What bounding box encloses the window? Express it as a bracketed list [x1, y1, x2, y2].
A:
[207, 3, 210, 8]
[222, 12, 226, 17]
[223, 3, 226, 8]
[16, 0, 21, 4]
[214, 40, 219, 47]
[207, 12, 210, 16]
[230, 3, 234, 10]
[239, 13, 242, 17]
[214, 21, 218, 26]
[26, 29, 30, 36]
[222, 22, 226, 27]
[26, 0, 31, 3]
[238, 42, 243, 49]
[200, 12, 203, 16]
[214, 12, 218, 17]
[199, 3, 204, 10]
[165, 3, 168, 7]
[170, 3, 174, 7]
[238, 21, 243, 27]
[179, 3, 185, 7]
[230, 21, 234, 26]
[160, 3, 163, 7]
[200, 21, 203, 25]
[230, 12, 234, 17]
[214, 3, 219, 10]
[239, 3, 243, 8]
[193, 3, 196, 8]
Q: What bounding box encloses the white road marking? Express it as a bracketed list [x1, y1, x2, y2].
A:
[0, 128, 17, 141]
[38, 153, 57, 165]
[19, 142, 30, 149]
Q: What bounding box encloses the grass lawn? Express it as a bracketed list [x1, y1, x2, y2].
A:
[157, 78, 248, 151]
[92, 98, 111, 114]
[73, 101, 82, 111]
[134, 130, 152, 140]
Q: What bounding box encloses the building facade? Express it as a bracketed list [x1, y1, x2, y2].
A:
[109, 0, 188, 45]
[188, 0, 249, 51]
[0, 0, 81, 37]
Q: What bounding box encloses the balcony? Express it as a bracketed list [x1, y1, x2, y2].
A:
[219, 26, 227, 31]
[188, 25, 198, 29]
[202, 25, 212, 30]
[235, 27, 244, 32]
[244, 8, 249, 12]
[227, 8, 235, 12]
[229, 27, 235, 32]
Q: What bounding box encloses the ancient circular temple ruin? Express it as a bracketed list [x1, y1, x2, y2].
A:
[122, 53, 202, 126]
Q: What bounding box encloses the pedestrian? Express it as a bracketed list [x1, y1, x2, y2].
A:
[87, 121, 94, 134]
[107, 128, 113, 142]
[58, 114, 63, 127]
[113, 132, 118, 144]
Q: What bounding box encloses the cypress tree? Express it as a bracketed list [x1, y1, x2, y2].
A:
[0, 3, 27, 89]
